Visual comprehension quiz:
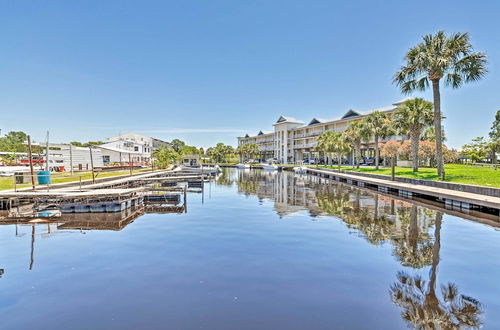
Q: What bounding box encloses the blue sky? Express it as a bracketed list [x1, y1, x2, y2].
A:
[0, 0, 498, 149]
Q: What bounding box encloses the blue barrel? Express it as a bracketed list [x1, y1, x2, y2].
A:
[37, 171, 51, 184]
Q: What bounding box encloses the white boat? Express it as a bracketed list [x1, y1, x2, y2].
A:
[262, 164, 278, 171]
[236, 163, 250, 169]
[293, 166, 308, 174]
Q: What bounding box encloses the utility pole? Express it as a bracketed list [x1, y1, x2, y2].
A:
[27, 135, 36, 191]
[45, 131, 49, 172]
[69, 143, 74, 175]
[89, 146, 95, 184]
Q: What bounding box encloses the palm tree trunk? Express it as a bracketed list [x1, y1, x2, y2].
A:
[337, 152, 341, 171]
[411, 130, 420, 172]
[375, 135, 380, 170]
[356, 144, 361, 169]
[426, 211, 442, 310]
[432, 79, 445, 180]
[409, 205, 418, 256]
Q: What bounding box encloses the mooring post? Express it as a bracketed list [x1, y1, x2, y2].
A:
[89, 146, 96, 184]
[184, 185, 187, 213]
[27, 135, 36, 191]
[129, 153, 133, 176]
[79, 176, 82, 191]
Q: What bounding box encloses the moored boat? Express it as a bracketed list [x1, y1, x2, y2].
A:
[293, 166, 308, 174]
[236, 163, 250, 169]
[262, 164, 278, 171]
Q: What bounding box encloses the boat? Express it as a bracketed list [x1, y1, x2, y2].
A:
[236, 164, 250, 169]
[293, 166, 308, 174]
[262, 164, 278, 171]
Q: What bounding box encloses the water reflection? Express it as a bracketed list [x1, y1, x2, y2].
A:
[219, 168, 486, 328]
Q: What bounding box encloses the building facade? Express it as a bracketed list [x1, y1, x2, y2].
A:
[96, 140, 150, 165]
[237, 98, 411, 164]
[107, 133, 170, 155]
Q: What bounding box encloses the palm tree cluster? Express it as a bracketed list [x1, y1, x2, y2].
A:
[236, 143, 260, 162]
[315, 98, 436, 172]
[206, 143, 236, 163]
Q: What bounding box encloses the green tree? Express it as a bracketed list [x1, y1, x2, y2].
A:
[394, 31, 487, 180]
[170, 139, 186, 153]
[362, 111, 394, 169]
[461, 137, 488, 163]
[208, 143, 235, 163]
[237, 143, 259, 162]
[152, 146, 179, 168]
[393, 98, 434, 172]
[345, 121, 369, 168]
[489, 110, 500, 166]
[0, 131, 29, 164]
[179, 145, 200, 156]
[316, 131, 351, 170]
[0, 131, 28, 152]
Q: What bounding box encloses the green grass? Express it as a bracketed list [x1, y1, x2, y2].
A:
[0, 168, 154, 191]
[312, 164, 500, 188]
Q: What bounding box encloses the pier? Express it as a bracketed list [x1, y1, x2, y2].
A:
[0, 166, 217, 220]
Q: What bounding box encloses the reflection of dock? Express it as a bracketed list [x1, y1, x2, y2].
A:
[307, 168, 500, 213]
[57, 207, 145, 231]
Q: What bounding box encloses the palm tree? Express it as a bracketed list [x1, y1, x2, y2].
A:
[362, 111, 394, 169]
[394, 31, 487, 180]
[316, 131, 334, 166]
[317, 131, 352, 170]
[331, 132, 352, 170]
[345, 121, 369, 168]
[393, 98, 434, 172]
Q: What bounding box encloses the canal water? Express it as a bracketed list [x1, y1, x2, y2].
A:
[0, 168, 499, 329]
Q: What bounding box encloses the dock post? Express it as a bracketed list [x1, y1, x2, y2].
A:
[184, 185, 187, 213]
[89, 146, 96, 184]
[27, 135, 36, 191]
[129, 153, 133, 176]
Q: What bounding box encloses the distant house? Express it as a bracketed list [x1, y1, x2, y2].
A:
[106, 133, 170, 156]
[182, 154, 200, 167]
[95, 140, 148, 165]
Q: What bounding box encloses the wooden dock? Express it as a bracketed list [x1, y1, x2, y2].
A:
[0, 166, 211, 217]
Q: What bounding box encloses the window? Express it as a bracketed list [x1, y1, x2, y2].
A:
[134, 146, 139, 151]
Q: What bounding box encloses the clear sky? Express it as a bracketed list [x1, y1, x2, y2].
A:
[0, 0, 498, 149]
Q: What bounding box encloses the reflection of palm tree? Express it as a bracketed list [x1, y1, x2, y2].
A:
[316, 186, 352, 217]
[215, 171, 233, 186]
[390, 213, 483, 329]
[392, 205, 433, 269]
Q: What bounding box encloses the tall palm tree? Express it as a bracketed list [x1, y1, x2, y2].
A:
[345, 121, 369, 168]
[394, 31, 487, 180]
[393, 98, 434, 172]
[362, 111, 394, 169]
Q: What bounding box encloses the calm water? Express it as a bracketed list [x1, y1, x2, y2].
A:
[1, 168, 499, 330]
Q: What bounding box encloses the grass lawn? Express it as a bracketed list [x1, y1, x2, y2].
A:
[312, 164, 500, 188]
[0, 168, 153, 191]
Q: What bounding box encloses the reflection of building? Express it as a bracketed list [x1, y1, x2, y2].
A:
[237, 98, 411, 164]
[233, 169, 435, 237]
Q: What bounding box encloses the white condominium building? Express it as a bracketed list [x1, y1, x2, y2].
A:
[237, 98, 411, 164]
